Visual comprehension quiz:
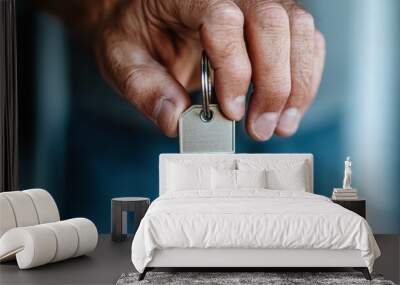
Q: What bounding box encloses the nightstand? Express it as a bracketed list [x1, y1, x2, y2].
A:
[332, 199, 366, 218]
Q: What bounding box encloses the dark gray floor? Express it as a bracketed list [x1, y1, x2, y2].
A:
[374, 235, 400, 284]
[0, 235, 399, 285]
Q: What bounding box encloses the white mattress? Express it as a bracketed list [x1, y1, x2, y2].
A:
[131, 190, 380, 273]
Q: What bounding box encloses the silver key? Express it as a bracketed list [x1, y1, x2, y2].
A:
[179, 52, 235, 153]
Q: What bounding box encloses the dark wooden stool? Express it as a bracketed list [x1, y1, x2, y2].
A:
[111, 197, 150, 242]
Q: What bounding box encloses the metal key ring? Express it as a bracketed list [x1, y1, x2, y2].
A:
[201, 51, 213, 122]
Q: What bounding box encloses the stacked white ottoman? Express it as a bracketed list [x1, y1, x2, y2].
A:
[0, 189, 98, 269]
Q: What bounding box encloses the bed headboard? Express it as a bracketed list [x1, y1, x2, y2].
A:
[159, 153, 313, 195]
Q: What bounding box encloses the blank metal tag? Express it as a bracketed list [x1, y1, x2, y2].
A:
[179, 104, 235, 153]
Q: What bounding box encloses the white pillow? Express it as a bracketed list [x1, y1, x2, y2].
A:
[212, 169, 236, 190]
[236, 169, 267, 189]
[237, 159, 309, 191]
[167, 163, 212, 191]
[266, 166, 307, 191]
[212, 169, 267, 190]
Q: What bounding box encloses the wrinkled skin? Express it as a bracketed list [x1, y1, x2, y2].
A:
[93, 0, 324, 140]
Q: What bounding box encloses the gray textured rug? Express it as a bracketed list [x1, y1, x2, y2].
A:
[117, 272, 396, 285]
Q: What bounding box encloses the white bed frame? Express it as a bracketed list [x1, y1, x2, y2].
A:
[141, 154, 370, 280]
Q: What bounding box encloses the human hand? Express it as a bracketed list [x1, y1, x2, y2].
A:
[95, 0, 325, 140]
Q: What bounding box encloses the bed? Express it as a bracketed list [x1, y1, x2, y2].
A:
[131, 154, 380, 280]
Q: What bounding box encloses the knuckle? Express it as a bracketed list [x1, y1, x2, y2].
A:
[216, 63, 251, 96]
[100, 43, 126, 83]
[231, 62, 252, 89]
[123, 65, 140, 89]
[292, 72, 312, 94]
[123, 65, 161, 117]
[122, 65, 146, 100]
[291, 68, 314, 102]
[216, 40, 250, 67]
[217, 39, 240, 61]
[122, 65, 156, 102]
[291, 9, 314, 32]
[249, 3, 289, 31]
[270, 85, 291, 101]
[98, 28, 127, 72]
[104, 45, 135, 85]
[263, 81, 291, 105]
[104, 42, 124, 70]
[205, 0, 244, 27]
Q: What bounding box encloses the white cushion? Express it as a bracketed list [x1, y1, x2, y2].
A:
[42, 221, 78, 262]
[65, 218, 98, 257]
[24, 189, 59, 224]
[236, 169, 267, 189]
[0, 225, 57, 268]
[167, 163, 212, 191]
[212, 169, 236, 190]
[0, 218, 97, 269]
[238, 159, 309, 191]
[266, 164, 308, 191]
[0, 189, 60, 234]
[0, 196, 17, 237]
[211, 169, 267, 190]
[0, 191, 39, 227]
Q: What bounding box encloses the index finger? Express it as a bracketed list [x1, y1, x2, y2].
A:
[158, 0, 252, 121]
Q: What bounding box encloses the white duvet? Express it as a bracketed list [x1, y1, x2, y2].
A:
[131, 190, 380, 273]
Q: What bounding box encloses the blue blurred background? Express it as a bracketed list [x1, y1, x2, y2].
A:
[17, 1, 400, 234]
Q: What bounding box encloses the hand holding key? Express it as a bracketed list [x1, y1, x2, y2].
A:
[43, 0, 325, 141]
[179, 53, 235, 153]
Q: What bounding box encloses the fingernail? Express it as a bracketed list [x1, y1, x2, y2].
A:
[154, 98, 177, 134]
[253, 112, 279, 141]
[277, 107, 300, 135]
[227, 96, 246, 120]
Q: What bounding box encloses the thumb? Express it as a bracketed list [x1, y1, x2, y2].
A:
[96, 36, 190, 137]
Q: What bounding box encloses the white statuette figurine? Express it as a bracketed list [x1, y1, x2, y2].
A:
[343, 156, 352, 189]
